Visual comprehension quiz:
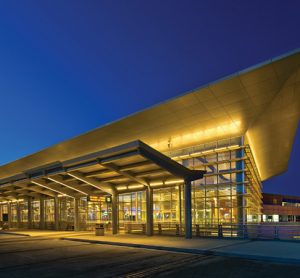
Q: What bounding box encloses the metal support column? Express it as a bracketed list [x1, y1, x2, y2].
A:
[236, 138, 246, 237]
[146, 187, 153, 236]
[27, 198, 32, 229]
[184, 180, 192, 239]
[39, 197, 45, 230]
[112, 193, 118, 235]
[54, 197, 59, 230]
[74, 198, 80, 231]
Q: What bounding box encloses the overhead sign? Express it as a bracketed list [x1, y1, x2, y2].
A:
[88, 196, 102, 202]
[105, 196, 112, 203]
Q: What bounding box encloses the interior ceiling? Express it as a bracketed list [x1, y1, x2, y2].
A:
[0, 49, 299, 182]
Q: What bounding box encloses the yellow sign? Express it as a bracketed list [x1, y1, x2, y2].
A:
[88, 196, 102, 202]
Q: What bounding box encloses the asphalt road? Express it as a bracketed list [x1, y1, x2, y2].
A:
[0, 234, 300, 278]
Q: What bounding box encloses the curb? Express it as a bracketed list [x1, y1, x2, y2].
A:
[61, 237, 300, 265]
[60, 237, 214, 255]
[0, 231, 30, 237]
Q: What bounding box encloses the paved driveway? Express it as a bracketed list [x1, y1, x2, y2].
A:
[0, 234, 300, 277]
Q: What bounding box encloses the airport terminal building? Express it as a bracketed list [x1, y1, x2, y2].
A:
[0, 50, 299, 238]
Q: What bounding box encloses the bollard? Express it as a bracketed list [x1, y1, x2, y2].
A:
[158, 223, 162, 235]
[243, 224, 248, 239]
[274, 226, 279, 240]
[176, 224, 180, 236]
[195, 224, 200, 237]
[142, 223, 146, 234]
[218, 224, 223, 238]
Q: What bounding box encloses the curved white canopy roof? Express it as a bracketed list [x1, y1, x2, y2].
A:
[0, 49, 299, 181]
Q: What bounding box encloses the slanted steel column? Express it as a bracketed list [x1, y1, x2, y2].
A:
[236, 139, 246, 224]
[184, 179, 192, 239]
[16, 202, 21, 229]
[74, 198, 80, 231]
[27, 198, 32, 229]
[112, 193, 118, 235]
[39, 197, 45, 229]
[54, 197, 59, 230]
[146, 187, 153, 236]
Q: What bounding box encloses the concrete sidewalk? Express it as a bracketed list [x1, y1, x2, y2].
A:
[60, 233, 300, 264]
[2, 230, 300, 264]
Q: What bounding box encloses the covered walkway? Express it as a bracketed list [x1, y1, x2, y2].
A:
[0, 140, 204, 238]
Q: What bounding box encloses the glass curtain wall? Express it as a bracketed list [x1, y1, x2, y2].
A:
[32, 201, 40, 228]
[169, 137, 262, 229]
[44, 199, 55, 229]
[184, 150, 238, 225]
[118, 192, 146, 231]
[10, 202, 18, 228]
[153, 186, 181, 224]
[19, 201, 28, 228]
[79, 197, 88, 230]
[59, 197, 74, 230]
[244, 145, 262, 222]
[0, 204, 8, 222]
[86, 196, 112, 231]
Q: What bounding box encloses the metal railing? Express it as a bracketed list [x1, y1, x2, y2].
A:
[119, 222, 300, 240]
[121, 222, 146, 234]
[153, 222, 183, 236]
[192, 223, 300, 240]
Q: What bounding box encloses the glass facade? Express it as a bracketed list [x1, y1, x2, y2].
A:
[59, 197, 75, 230]
[153, 186, 181, 223]
[170, 136, 262, 226]
[44, 199, 55, 229]
[19, 201, 28, 228]
[0, 204, 8, 222]
[31, 200, 40, 228]
[10, 202, 18, 228]
[118, 192, 146, 229]
[85, 196, 112, 230]
[0, 136, 262, 236]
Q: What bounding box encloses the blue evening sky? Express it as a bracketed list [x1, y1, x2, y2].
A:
[0, 1, 299, 195]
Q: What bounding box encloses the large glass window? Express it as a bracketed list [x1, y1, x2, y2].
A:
[11, 203, 18, 223]
[87, 196, 112, 223]
[32, 201, 40, 227]
[59, 197, 74, 230]
[118, 192, 146, 226]
[44, 199, 55, 223]
[153, 186, 180, 223]
[0, 204, 8, 221]
[19, 202, 28, 223]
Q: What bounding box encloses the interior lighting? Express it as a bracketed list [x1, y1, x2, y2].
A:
[31, 180, 73, 198]
[214, 147, 227, 152]
[149, 182, 164, 186]
[116, 186, 127, 190]
[165, 179, 184, 185]
[47, 177, 88, 196]
[228, 144, 240, 150]
[128, 184, 144, 189]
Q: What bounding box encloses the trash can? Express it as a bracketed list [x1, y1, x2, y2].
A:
[95, 223, 104, 236]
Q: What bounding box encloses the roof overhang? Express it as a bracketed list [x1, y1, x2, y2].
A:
[0, 49, 299, 182]
[0, 141, 205, 200]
